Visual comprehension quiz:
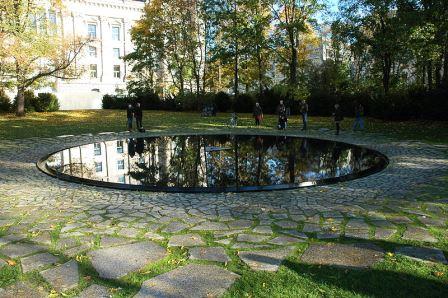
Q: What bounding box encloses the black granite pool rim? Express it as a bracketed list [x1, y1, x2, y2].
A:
[36, 133, 389, 193]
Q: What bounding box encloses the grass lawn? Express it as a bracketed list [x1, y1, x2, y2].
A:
[0, 110, 447, 297]
[0, 109, 447, 143]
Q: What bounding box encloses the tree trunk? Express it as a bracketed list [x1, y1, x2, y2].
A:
[435, 57, 442, 88]
[16, 86, 25, 117]
[442, 46, 448, 87]
[288, 29, 297, 86]
[256, 45, 263, 95]
[233, 2, 239, 98]
[427, 59, 433, 90]
[382, 53, 392, 94]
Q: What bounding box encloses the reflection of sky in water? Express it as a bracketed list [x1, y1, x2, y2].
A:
[43, 135, 385, 190]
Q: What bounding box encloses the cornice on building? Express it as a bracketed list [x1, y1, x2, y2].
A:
[63, 0, 146, 13]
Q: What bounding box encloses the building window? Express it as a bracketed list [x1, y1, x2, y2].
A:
[112, 26, 120, 41]
[89, 46, 97, 57]
[116, 140, 123, 153]
[88, 23, 97, 39]
[118, 175, 125, 183]
[90, 64, 98, 78]
[94, 143, 101, 155]
[48, 11, 57, 24]
[95, 161, 102, 172]
[117, 159, 125, 170]
[113, 48, 120, 59]
[113, 65, 121, 78]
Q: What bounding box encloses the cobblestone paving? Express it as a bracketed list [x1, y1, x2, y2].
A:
[0, 130, 447, 296]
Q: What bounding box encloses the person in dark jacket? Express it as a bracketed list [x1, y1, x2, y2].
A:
[253, 102, 263, 126]
[299, 100, 308, 131]
[134, 102, 143, 130]
[277, 100, 287, 130]
[126, 103, 134, 131]
[333, 103, 343, 135]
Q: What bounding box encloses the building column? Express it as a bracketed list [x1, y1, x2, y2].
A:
[99, 16, 105, 82]
[123, 19, 129, 82]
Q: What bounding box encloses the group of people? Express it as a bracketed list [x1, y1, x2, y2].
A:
[126, 102, 143, 132]
[252, 100, 364, 135]
[126, 100, 365, 136]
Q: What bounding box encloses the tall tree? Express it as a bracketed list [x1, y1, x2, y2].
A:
[0, 0, 88, 116]
[270, 0, 323, 87]
[338, 0, 409, 94]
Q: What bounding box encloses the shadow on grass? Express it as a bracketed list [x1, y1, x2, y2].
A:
[282, 259, 448, 298]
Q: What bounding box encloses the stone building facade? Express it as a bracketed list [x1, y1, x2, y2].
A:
[43, 0, 146, 110]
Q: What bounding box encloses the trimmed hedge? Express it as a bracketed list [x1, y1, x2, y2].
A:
[103, 86, 448, 120]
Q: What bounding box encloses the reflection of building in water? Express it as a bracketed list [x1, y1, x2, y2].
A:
[45, 136, 379, 189]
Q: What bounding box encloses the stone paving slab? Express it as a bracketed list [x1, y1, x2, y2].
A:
[0, 243, 45, 258]
[0, 281, 47, 298]
[135, 264, 239, 298]
[21, 252, 59, 273]
[40, 260, 79, 292]
[402, 227, 437, 243]
[395, 246, 448, 264]
[191, 221, 229, 231]
[168, 234, 205, 247]
[374, 228, 396, 240]
[301, 243, 384, 269]
[161, 221, 189, 233]
[236, 234, 270, 243]
[228, 219, 253, 229]
[0, 235, 27, 247]
[252, 225, 273, 234]
[268, 236, 304, 245]
[238, 248, 295, 271]
[88, 241, 166, 279]
[189, 246, 231, 263]
[77, 284, 110, 298]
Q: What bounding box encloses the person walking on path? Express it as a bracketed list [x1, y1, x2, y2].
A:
[126, 103, 134, 131]
[299, 100, 308, 131]
[353, 102, 364, 131]
[253, 102, 263, 126]
[277, 100, 287, 130]
[134, 102, 143, 131]
[333, 103, 343, 135]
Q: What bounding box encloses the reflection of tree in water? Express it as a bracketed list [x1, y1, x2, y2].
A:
[50, 135, 384, 189]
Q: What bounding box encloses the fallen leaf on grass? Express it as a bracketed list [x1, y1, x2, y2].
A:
[433, 271, 444, 277]
[6, 259, 16, 266]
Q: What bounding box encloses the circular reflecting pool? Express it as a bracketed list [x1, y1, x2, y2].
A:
[37, 134, 388, 192]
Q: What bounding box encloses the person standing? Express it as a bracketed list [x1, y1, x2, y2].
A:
[353, 102, 364, 131]
[299, 100, 308, 131]
[333, 103, 343, 135]
[277, 100, 287, 130]
[134, 102, 143, 131]
[253, 102, 263, 126]
[126, 103, 134, 131]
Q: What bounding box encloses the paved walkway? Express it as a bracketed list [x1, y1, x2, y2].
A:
[0, 130, 447, 296]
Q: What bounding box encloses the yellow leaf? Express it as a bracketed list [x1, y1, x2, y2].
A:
[433, 271, 444, 277]
[6, 259, 16, 266]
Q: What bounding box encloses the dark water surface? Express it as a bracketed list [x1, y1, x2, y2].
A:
[38, 135, 388, 192]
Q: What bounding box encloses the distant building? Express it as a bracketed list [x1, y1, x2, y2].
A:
[38, 0, 147, 110]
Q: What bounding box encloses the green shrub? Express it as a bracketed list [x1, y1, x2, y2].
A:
[35, 93, 60, 112]
[0, 90, 11, 112]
